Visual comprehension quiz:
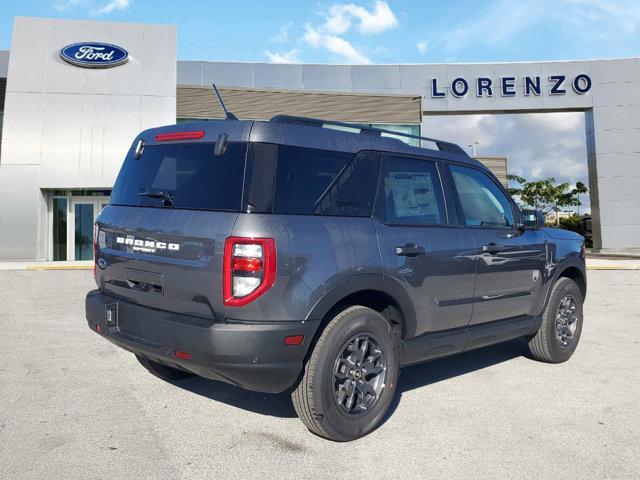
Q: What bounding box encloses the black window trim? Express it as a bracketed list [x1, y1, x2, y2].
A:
[445, 160, 519, 230]
[372, 152, 454, 228]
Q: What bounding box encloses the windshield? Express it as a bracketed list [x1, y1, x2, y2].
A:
[110, 142, 247, 211]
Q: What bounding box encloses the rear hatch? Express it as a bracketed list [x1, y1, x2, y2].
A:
[95, 123, 251, 320]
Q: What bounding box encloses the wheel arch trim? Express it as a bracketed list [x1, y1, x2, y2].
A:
[304, 274, 416, 339]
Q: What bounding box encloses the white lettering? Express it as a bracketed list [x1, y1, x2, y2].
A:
[115, 235, 180, 252]
[74, 46, 115, 61]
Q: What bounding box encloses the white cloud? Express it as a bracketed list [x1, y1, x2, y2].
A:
[298, 1, 397, 64]
[303, 24, 371, 64]
[423, 112, 590, 212]
[54, 0, 130, 15]
[264, 48, 301, 63]
[98, 0, 129, 14]
[323, 1, 398, 35]
[271, 22, 292, 43]
[416, 40, 429, 54]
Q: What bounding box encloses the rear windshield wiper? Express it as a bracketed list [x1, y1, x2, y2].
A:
[138, 190, 174, 206]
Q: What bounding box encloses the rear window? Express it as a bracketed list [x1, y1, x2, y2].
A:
[110, 142, 247, 211]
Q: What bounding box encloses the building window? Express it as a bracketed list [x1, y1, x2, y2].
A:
[323, 123, 421, 147]
[176, 118, 200, 124]
[52, 197, 67, 261]
[370, 124, 421, 147]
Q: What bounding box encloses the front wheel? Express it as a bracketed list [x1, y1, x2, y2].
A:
[528, 277, 584, 363]
[291, 306, 400, 441]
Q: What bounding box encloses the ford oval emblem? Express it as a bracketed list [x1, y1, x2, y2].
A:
[97, 258, 107, 269]
[59, 42, 129, 68]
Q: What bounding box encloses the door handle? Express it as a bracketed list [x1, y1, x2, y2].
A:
[395, 244, 425, 257]
[482, 243, 501, 255]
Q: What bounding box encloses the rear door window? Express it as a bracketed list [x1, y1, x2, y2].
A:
[110, 142, 247, 211]
[375, 156, 447, 225]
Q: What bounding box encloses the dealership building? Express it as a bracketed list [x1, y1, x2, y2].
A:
[0, 16, 638, 261]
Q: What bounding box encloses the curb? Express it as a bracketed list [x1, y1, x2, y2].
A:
[586, 266, 640, 271]
[24, 265, 93, 271]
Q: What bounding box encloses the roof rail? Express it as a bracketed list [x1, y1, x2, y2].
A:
[269, 115, 468, 156]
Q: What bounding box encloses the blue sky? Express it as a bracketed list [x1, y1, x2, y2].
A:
[0, 0, 638, 63]
[1, 0, 638, 213]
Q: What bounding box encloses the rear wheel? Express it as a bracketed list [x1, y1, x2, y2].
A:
[528, 277, 584, 363]
[135, 354, 195, 381]
[292, 306, 400, 441]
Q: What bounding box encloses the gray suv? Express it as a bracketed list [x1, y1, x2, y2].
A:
[86, 115, 586, 441]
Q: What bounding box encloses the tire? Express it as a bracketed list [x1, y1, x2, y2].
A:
[528, 277, 584, 363]
[135, 354, 195, 381]
[291, 306, 400, 442]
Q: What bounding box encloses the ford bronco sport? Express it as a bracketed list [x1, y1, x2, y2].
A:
[86, 115, 586, 441]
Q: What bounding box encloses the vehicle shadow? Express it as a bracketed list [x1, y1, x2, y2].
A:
[170, 337, 531, 420]
[170, 375, 299, 418]
[380, 337, 531, 427]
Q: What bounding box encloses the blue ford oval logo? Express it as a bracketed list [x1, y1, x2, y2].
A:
[97, 258, 107, 269]
[60, 42, 129, 68]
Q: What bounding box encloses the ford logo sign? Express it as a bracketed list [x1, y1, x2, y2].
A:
[59, 42, 129, 68]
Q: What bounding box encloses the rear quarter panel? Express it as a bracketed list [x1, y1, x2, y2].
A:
[228, 214, 382, 321]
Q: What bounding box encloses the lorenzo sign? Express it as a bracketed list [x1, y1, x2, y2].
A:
[59, 42, 129, 68]
[430, 74, 592, 98]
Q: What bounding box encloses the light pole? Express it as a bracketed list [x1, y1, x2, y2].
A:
[468, 141, 479, 157]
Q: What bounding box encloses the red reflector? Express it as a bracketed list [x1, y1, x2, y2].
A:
[95, 324, 102, 334]
[174, 349, 192, 360]
[284, 335, 304, 346]
[232, 257, 263, 272]
[155, 130, 205, 142]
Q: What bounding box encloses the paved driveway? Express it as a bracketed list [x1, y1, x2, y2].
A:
[0, 270, 638, 479]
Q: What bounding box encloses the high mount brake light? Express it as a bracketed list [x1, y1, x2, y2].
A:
[223, 237, 276, 307]
[155, 130, 205, 142]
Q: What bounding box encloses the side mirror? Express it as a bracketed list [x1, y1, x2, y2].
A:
[521, 209, 545, 230]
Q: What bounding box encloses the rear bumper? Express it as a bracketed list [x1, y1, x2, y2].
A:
[85, 290, 319, 393]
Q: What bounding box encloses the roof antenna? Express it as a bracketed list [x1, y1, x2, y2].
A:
[212, 83, 238, 120]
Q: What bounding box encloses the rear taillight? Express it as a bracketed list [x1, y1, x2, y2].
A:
[223, 236, 276, 307]
[93, 222, 98, 281]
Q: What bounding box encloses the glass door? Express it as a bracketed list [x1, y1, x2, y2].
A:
[67, 196, 110, 261]
[73, 202, 95, 260]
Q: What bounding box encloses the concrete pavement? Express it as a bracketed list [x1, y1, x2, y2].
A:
[0, 269, 638, 479]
